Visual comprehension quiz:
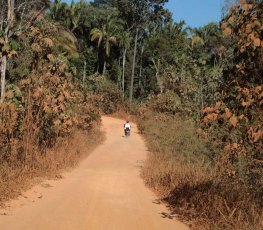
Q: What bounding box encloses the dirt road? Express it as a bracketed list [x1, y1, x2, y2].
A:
[0, 117, 189, 230]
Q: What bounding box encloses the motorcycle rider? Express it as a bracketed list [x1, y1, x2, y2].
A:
[124, 120, 131, 136]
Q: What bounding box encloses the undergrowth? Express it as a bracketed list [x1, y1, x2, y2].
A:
[138, 110, 263, 230]
[0, 126, 105, 206]
[0, 18, 117, 207]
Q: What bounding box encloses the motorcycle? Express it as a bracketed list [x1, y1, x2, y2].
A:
[124, 127, 131, 137]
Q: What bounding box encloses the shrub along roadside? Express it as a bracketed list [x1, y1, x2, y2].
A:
[0, 18, 112, 206]
[87, 74, 122, 115]
[137, 110, 263, 230]
[0, 127, 105, 206]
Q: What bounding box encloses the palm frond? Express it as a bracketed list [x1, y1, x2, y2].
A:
[191, 36, 205, 48]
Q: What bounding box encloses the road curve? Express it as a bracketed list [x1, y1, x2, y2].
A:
[0, 116, 189, 230]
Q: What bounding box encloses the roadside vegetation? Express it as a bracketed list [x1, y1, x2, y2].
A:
[0, 0, 120, 205]
[0, 0, 262, 229]
[136, 2, 263, 229]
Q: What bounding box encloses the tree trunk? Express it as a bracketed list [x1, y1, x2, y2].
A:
[96, 61, 99, 73]
[0, 0, 15, 103]
[6, 0, 14, 37]
[97, 46, 103, 74]
[129, 28, 138, 102]
[200, 72, 204, 111]
[138, 45, 144, 94]
[122, 48, 127, 98]
[103, 61, 106, 75]
[0, 0, 4, 30]
[82, 59, 86, 84]
[118, 56, 121, 90]
[0, 55, 7, 103]
[7, 0, 15, 29]
[152, 58, 163, 93]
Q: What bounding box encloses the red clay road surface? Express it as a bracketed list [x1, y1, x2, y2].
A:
[0, 116, 189, 230]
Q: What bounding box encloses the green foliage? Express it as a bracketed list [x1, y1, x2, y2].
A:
[138, 111, 211, 163]
[0, 18, 100, 166]
[9, 40, 20, 50]
[147, 91, 181, 115]
[87, 74, 122, 114]
[200, 1, 263, 205]
[138, 107, 262, 230]
[0, 0, 262, 228]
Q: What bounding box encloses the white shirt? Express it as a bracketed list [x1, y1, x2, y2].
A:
[124, 123, 131, 129]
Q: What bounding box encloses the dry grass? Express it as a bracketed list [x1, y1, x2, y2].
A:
[142, 152, 263, 230]
[138, 112, 263, 230]
[142, 153, 210, 197]
[109, 101, 140, 122]
[109, 110, 136, 123]
[110, 110, 132, 120]
[0, 126, 105, 207]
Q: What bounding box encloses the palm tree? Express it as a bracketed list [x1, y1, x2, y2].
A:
[90, 16, 120, 74]
[190, 23, 220, 48]
[166, 21, 187, 40]
[191, 36, 205, 49]
[50, 0, 70, 22]
[118, 31, 131, 97]
[69, 0, 83, 33]
[50, 0, 62, 20]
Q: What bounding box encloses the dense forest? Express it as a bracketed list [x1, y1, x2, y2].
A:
[0, 0, 262, 229]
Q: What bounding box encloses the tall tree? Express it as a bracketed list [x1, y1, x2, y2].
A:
[118, 31, 131, 97]
[0, 0, 49, 103]
[90, 16, 120, 74]
[221, 0, 239, 17]
[122, 0, 169, 102]
[129, 27, 138, 102]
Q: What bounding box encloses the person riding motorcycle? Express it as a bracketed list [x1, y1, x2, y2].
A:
[124, 120, 131, 136]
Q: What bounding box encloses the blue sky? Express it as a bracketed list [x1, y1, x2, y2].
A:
[62, 0, 224, 28]
[166, 0, 223, 28]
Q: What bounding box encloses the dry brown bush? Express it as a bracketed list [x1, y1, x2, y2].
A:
[87, 74, 122, 114]
[0, 18, 106, 207]
[138, 111, 263, 230]
[0, 127, 105, 206]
